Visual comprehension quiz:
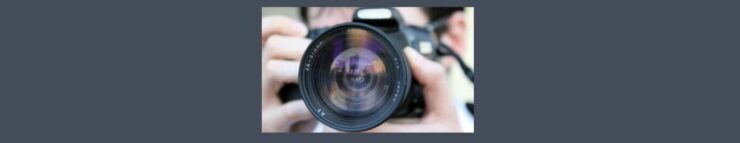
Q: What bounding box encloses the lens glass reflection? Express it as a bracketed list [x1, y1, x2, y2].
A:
[323, 28, 390, 115]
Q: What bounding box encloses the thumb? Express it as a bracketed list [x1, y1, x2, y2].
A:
[404, 48, 458, 124]
[277, 100, 313, 124]
[404, 48, 446, 88]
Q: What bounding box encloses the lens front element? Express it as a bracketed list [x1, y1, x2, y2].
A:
[299, 23, 411, 132]
[328, 47, 387, 114]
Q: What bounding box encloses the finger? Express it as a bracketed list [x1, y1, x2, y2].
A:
[279, 100, 313, 124]
[320, 124, 343, 133]
[290, 120, 318, 132]
[404, 48, 458, 121]
[264, 60, 300, 85]
[261, 74, 281, 110]
[366, 122, 451, 133]
[263, 35, 311, 60]
[404, 48, 446, 89]
[261, 60, 299, 109]
[366, 123, 421, 132]
[262, 16, 308, 45]
[261, 100, 312, 132]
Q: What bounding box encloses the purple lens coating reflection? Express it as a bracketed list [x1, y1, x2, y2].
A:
[325, 28, 389, 113]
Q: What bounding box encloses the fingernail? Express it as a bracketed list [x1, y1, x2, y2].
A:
[294, 23, 308, 36]
[404, 47, 420, 65]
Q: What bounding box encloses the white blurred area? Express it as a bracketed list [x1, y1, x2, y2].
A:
[454, 7, 474, 104]
[262, 7, 475, 132]
[261, 7, 301, 20]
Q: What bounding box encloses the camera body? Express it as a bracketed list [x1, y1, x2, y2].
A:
[279, 7, 444, 132]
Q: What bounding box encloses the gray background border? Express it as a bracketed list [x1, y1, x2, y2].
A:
[2, 0, 739, 142]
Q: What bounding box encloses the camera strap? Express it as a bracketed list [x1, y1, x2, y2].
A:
[428, 16, 475, 83]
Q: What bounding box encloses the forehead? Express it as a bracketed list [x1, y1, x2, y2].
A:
[307, 7, 429, 28]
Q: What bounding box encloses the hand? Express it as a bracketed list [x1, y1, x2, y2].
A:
[315, 47, 462, 133]
[261, 16, 314, 132]
[364, 48, 461, 132]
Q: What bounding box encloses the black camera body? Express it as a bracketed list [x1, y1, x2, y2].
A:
[279, 7, 445, 132]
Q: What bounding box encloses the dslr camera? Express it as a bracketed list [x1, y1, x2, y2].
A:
[279, 7, 473, 132]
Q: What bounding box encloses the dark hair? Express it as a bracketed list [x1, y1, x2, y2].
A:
[423, 7, 464, 22]
[300, 7, 463, 24]
[300, 7, 308, 22]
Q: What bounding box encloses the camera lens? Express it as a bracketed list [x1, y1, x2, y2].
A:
[327, 47, 386, 114]
[299, 23, 411, 132]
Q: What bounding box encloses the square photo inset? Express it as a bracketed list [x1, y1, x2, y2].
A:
[261, 7, 474, 133]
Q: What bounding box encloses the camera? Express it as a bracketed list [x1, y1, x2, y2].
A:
[279, 7, 470, 132]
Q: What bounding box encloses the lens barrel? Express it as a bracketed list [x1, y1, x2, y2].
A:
[299, 23, 412, 132]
